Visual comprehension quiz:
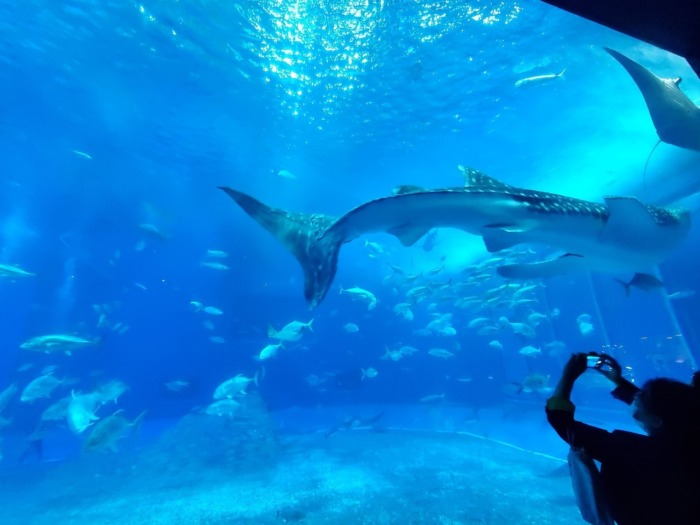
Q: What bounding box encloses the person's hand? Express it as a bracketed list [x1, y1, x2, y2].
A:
[592, 354, 623, 385]
[562, 352, 589, 381]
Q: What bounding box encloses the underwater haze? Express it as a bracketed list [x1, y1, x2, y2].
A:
[0, 1, 699, 523]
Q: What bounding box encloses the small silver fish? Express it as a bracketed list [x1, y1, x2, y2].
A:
[203, 306, 224, 315]
[428, 348, 454, 359]
[71, 149, 93, 160]
[213, 373, 257, 399]
[514, 68, 566, 87]
[201, 262, 229, 271]
[268, 320, 313, 342]
[361, 367, 378, 380]
[667, 290, 695, 300]
[420, 393, 446, 403]
[343, 323, 359, 333]
[165, 380, 190, 392]
[206, 250, 229, 258]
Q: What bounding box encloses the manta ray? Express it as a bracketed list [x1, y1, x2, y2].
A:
[605, 47, 700, 152]
[220, 168, 690, 309]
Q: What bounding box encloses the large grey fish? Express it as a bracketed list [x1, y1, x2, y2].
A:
[605, 47, 700, 151]
[0, 383, 17, 414]
[20, 334, 101, 355]
[220, 167, 690, 309]
[83, 409, 146, 452]
[615, 271, 664, 296]
[20, 373, 74, 403]
[0, 264, 35, 278]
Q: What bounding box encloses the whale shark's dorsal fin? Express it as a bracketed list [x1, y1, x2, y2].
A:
[460, 165, 514, 190]
[393, 184, 427, 195]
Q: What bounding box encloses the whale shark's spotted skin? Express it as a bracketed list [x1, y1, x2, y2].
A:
[515, 193, 607, 218]
[508, 191, 683, 226]
[462, 165, 683, 225]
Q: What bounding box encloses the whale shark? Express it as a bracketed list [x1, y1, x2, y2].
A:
[605, 47, 700, 152]
[220, 168, 690, 309]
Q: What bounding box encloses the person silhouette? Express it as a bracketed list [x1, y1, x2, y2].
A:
[546, 352, 700, 524]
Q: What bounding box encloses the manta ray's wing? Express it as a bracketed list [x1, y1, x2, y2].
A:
[542, 0, 700, 77]
[605, 47, 700, 151]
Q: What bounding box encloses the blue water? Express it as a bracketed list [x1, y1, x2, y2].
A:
[0, 1, 698, 523]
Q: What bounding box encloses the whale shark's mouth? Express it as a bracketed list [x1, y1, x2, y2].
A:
[221, 167, 690, 308]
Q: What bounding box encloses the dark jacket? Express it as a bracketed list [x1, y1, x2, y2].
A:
[609, 378, 640, 405]
[547, 400, 700, 524]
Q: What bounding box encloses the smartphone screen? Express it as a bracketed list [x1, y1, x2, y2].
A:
[586, 355, 602, 367]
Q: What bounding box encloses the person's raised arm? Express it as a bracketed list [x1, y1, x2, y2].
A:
[593, 354, 640, 405]
[546, 353, 619, 461]
[551, 352, 588, 401]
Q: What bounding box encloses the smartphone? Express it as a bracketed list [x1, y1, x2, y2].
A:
[586, 354, 602, 367]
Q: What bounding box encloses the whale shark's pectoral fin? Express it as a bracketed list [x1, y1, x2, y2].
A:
[387, 224, 433, 247]
[497, 253, 587, 280]
[481, 223, 534, 253]
[600, 196, 658, 246]
[604, 47, 700, 151]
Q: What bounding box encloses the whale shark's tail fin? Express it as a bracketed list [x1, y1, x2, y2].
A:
[219, 187, 342, 309]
